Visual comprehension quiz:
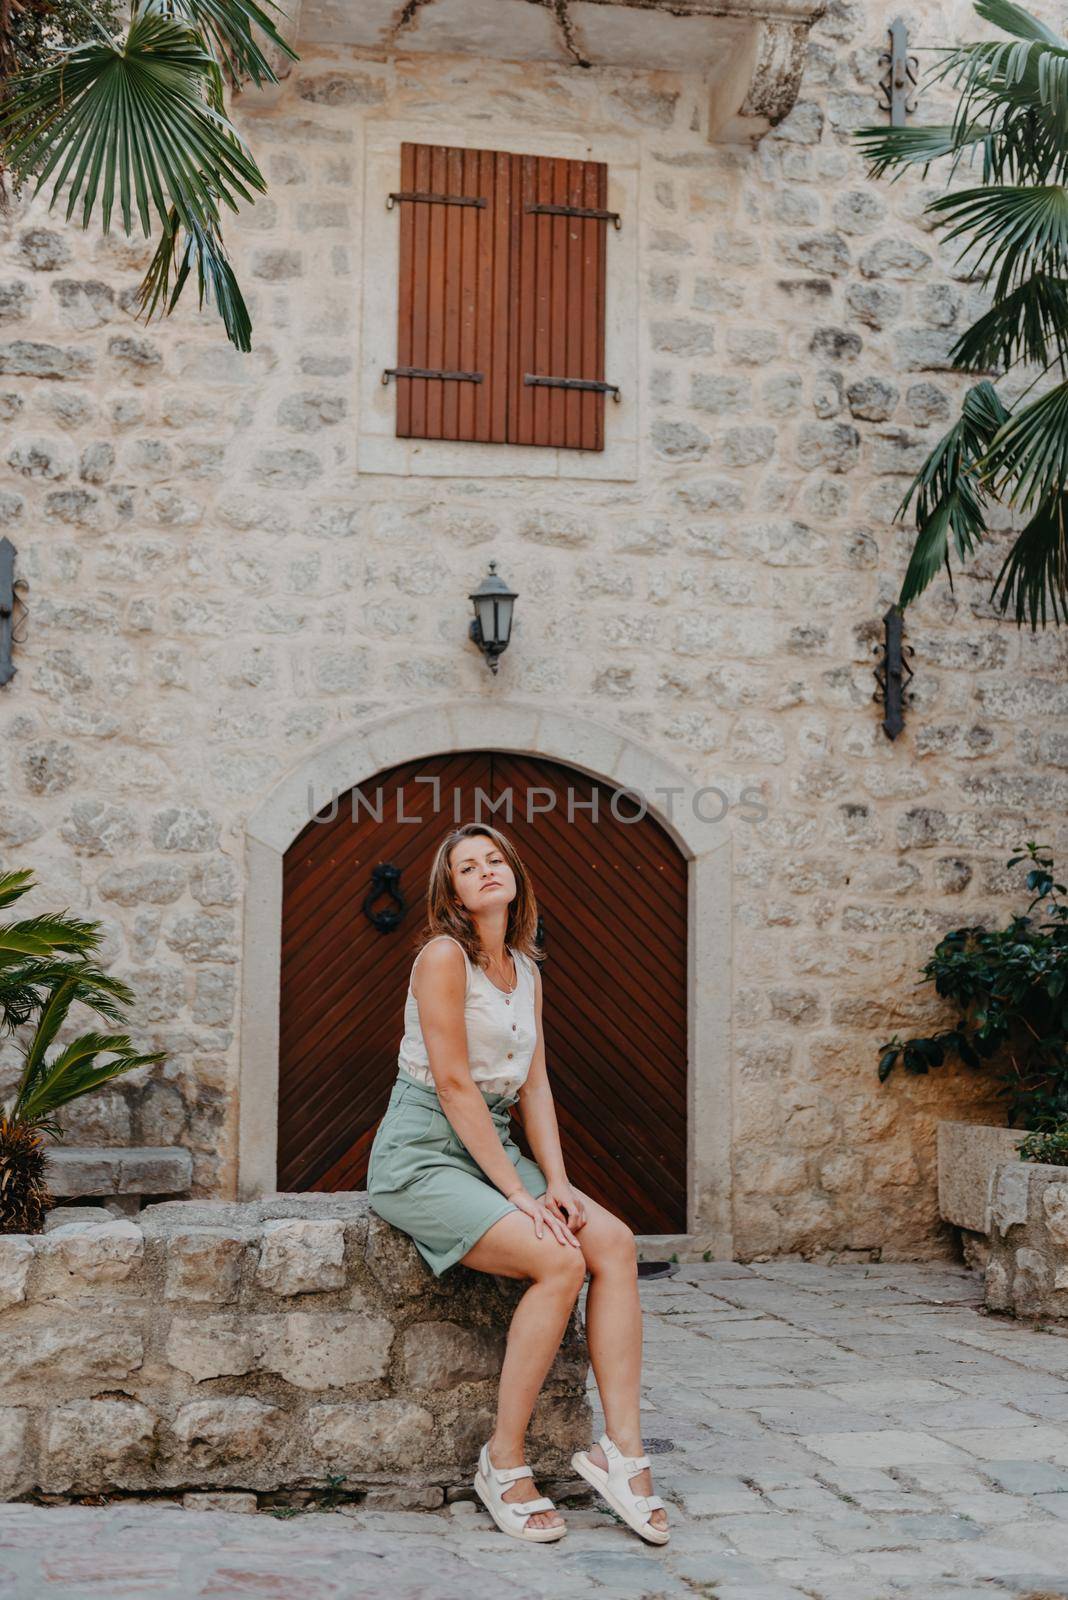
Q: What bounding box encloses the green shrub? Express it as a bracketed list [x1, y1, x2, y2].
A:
[877, 842, 1068, 1128]
[1018, 1127, 1068, 1166]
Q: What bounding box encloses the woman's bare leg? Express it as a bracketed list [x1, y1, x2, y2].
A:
[460, 1210, 587, 1531]
[567, 1189, 669, 1532]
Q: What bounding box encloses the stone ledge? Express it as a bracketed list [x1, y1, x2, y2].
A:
[0, 1195, 590, 1499]
[985, 1161, 1068, 1320]
[45, 1146, 194, 1199]
[937, 1121, 1026, 1235]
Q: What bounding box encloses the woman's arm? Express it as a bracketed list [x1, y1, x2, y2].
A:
[413, 941, 578, 1246]
[517, 961, 587, 1232]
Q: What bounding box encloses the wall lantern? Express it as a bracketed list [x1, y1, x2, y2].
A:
[468, 560, 517, 674]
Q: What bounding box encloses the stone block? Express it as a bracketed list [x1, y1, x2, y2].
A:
[401, 1321, 505, 1389]
[250, 1307, 394, 1389]
[34, 1220, 143, 1290]
[165, 1316, 255, 1382]
[255, 1219, 347, 1296]
[164, 1230, 249, 1302]
[41, 1203, 114, 1228]
[988, 1162, 1031, 1238]
[0, 1408, 29, 1495]
[0, 1238, 34, 1310]
[182, 1492, 258, 1512]
[41, 1398, 157, 1491]
[306, 1400, 435, 1471]
[171, 1398, 283, 1473]
[0, 1309, 144, 1391]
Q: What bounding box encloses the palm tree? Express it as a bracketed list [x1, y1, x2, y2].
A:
[0, 869, 166, 1232]
[855, 0, 1068, 628]
[0, 0, 297, 349]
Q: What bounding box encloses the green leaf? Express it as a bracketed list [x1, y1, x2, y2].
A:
[895, 380, 1011, 607]
[853, 122, 986, 181]
[981, 382, 1068, 513]
[927, 185, 1068, 299]
[878, 1047, 900, 1083]
[975, 0, 1066, 48]
[947, 272, 1068, 372]
[160, 0, 299, 88]
[989, 492, 1068, 626]
[0, 871, 36, 911]
[17, 1031, 167, 1122]
[138, 207, 252, 350]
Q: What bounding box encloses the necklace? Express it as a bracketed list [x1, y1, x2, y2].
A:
[483, 947, 518, 995]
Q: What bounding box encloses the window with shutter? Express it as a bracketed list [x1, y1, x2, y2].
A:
[387, 142, 614, 452]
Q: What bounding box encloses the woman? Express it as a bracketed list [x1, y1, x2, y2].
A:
[367, 822, 670, 1547]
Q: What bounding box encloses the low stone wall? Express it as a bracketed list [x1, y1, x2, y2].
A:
[0, 1195, 590, 1500]
[985, 1161, 1068, 1320]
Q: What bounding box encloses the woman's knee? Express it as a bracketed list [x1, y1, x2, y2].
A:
[582, 1211, 638, 1276]
[532, 1239, 587, 1295]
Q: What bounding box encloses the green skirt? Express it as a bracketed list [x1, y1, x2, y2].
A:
[366, 1073, 549, 1276]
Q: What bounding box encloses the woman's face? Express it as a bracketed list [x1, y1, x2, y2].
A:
[448, 834, 517, 918]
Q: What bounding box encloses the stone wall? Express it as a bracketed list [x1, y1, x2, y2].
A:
[985, 1162, 1068, 1321]
[1, 0, 1066, 1259]
[0, 1195, 590, 1499]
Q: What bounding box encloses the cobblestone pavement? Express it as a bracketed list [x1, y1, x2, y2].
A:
[4, 1261, 1068, 1599]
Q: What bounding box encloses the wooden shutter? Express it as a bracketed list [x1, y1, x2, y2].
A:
[394, 142, 512, 443]
[509, 154, 608, 451]
[392, 144, 610, 451]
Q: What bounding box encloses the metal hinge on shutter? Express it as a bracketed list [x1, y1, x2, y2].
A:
[523, 375, 620, 402]
[387, 191, 486, 209]
[525, 202, 621, 230]
[382, 367, 484, 385]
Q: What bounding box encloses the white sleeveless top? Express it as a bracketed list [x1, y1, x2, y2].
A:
[396, 934, 538, 1097]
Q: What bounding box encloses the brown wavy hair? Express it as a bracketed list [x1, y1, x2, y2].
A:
[416, 823, 543, 971]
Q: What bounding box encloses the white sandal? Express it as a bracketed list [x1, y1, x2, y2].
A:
[571, 1432, 670, 1545]
[474, 1441, 567, 1543]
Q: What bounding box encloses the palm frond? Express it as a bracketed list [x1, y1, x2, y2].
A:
[974, 0, 1065, 46]
[948, 272, 1068, 372]
[990, 492, 1068, 626]
[155, 0, 299, 88]
[138, 205, 252, 349]
[0, 912, 101, 963]
[0, 871, 35, 912]
[0, 11, 266, 237]
[853, 123, 987, 182]
[16, 1031, 167, 1123]
[927, 185, 1068, 298]
[0, 960, 136, 1044]
[896, 380, 1011, 608]
[13, 973, 80, 1113]
[980, 379, 1068, 510]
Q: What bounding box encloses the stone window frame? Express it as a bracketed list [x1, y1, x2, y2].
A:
[357, 121, 640, 482]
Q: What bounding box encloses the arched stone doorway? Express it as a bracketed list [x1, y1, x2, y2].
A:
[238, 700, 733, 1252]
[277, 750, 688, 1232]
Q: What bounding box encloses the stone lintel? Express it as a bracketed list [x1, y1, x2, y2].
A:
[293, 0, 826, 142]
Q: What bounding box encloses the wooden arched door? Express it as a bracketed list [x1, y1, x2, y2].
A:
[278, 752, 688, 1232]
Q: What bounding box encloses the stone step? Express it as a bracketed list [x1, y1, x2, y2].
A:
[44, 1146, 193, 1198]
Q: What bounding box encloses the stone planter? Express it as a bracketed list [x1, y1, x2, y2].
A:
[0, 1194, 590, 1500]
[985, 1160, 1068, 1319]
[937, 1120, 1026, 1265]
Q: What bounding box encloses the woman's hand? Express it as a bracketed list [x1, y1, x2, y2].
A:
[544, 1181, 587, 1233]
[508, 1188, 581, 1247]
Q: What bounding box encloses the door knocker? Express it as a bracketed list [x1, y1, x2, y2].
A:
[364, 863, 407, 931]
